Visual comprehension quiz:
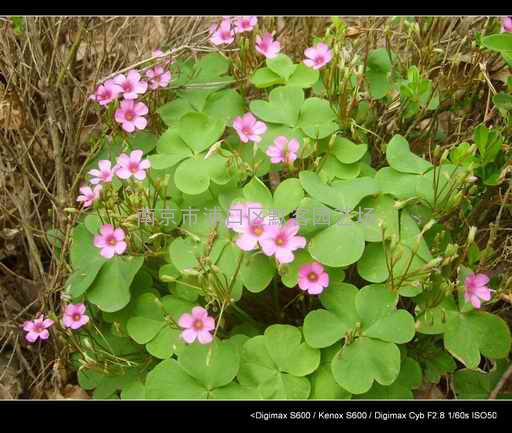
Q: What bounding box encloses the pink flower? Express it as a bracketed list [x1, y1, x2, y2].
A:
[62, 303, 89, 330]
[93, 224, 127, 259]
[233, 112, 267, 143]
[178, 306, 215, 344]
[113, 70, 148, 100]
[502, 17, 512, 32]
[303, 43, 333, 70]
[90, 79, 122, 105]
[234, 16, 257, 33]
[209, 19, 235, 46]
[226, 202, 265, 233]
[266, 136, 299, 164]
[298, 262, 329, 295]
[88, 160, 114, 185]
[464, 272, 492, 309]
[76, 185, 102, 208]
[22, 315, 54, 343]
[114, 150, 151, 181]
[114, 100, 149, 133]
[260, 219, 307, 264]
[153, 49, 172, 65]
[255, 32, 281, 59]
[145, 65, 171, 90]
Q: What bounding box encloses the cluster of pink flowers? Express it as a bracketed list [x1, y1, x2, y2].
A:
[464, 272, 492, 309]
[208, 17, 332, 69]
[226, 202, 306, 264]
[22, 303, 89, 344]
[209, 16, 257, 45]
[77, 149, 151, 209]
[77, 150, 151, 259]
[178, 306, 216, 344]
[90, 49, 172, 133]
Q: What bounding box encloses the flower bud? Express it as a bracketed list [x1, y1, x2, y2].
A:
[467, 226, 477, 244]
[160, 274, 177, 283]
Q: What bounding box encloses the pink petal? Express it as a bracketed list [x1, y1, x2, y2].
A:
[114, 241, 127, 255]
[203, 317, 215, 331]
[133, 169, 147, 180]
[192, 307, 208, 319]
[98, 160, 111, 171]
[63, 315, 74, 328]
[25, 331, 39, 343]
[134, 102, 148, 116]
[115, 167, 132, 179]
[235, 233, 259, 251]
[197, 330, 213, 344]
[288, 236, 307, 251]
[473, 273, 490, 287]
[303, 59, 316, 68]
[181, 328, 197, 343]
[127, 70, 141, 82]
[304, 47, 317, 59]
[275, 248, 295, 264]
[130, 150, 144, 163]
[43, 319, 54, 328]
[318, 272, 329, 287]
[23, 321, 34, 332]
[139, 159, 151, 170]
[122, 121, 136, 133]
[101, 246, 115, 259]
[470, 295, 481, 309]
[39, 329, 49, 340]
[101, 224, 114, 236]
[134, 117, 147, 130]
[113, 228, 125, 241]
[288, 139, 300, 153]
[252, 121, 267, 135]
[475, 287, 492, 301]
[307, 282, 325, 295]
[94, 234, 106, 248]
[178, 313, 194, 328]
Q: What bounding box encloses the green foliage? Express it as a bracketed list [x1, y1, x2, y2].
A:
[61, 26, 512, 401]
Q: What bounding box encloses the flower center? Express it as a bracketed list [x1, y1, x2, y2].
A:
[221, 31, 232, 40]
[193, 319, 204, 330]
[107, 235, 117, 246]
[122, 82, 133, 92]
[33, 323, 44, 333]
[251, 225, 264, 236]
[128, 161, 139, 173]
[315, 55, 325, 65]
[99, 90, 111, 100]
[307, 272, 318, 282]
[275, 236, 286, 246]
[73, 314, 81, 321]
[125, 111, 135, 121]
[242, 126, 252, 136]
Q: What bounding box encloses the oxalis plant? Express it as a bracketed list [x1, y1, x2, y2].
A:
[30, 16, 511, 400]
